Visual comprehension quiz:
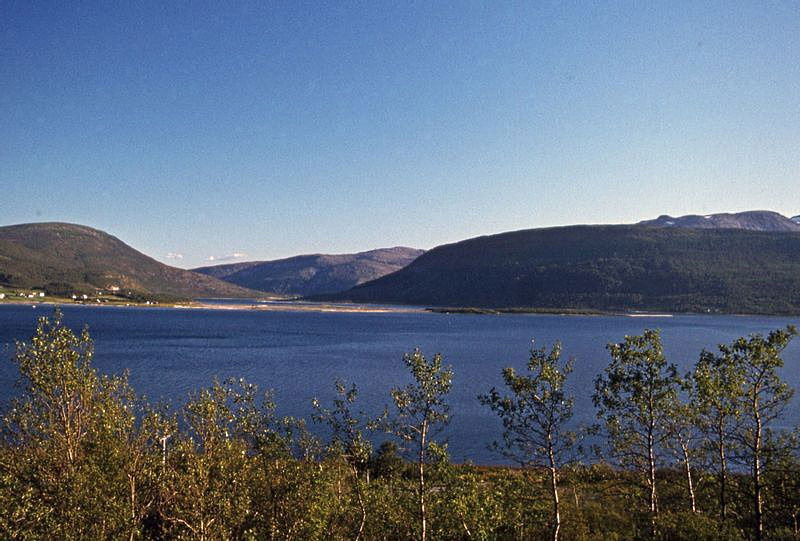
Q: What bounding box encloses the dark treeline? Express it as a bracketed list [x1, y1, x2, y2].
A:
[1, 310, 799, 541]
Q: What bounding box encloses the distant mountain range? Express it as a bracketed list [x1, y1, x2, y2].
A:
[193, 247, 423, 297]
[0, 223, 256, 300]
[638, 210, 800, 232]
[5, 211, 800, 313]
[318, 219, 800, 314]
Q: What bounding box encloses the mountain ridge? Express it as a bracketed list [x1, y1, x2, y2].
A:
[193, 247, 423, 297]
[637, 210, 800, 232]
[7, 212, 800, 313]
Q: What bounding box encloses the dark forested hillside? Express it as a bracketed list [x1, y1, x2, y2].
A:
[193, 247, 423, 296]
[318, 225, 800, 314]
[0, 222, 257, 299]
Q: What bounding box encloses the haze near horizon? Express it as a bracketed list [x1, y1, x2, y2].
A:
[2, 2, 799, 268]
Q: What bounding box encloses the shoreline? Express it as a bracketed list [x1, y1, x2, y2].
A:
[190, 301, 424, 314]
[0, 298, 426, 314]
[425, 306, 675, 317]
[3, 298, 795, 318]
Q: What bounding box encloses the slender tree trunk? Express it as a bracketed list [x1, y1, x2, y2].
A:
[547, 442, 561, 541]
[129, 472, 137, 541]
[352, 466, 367, 541]
[460, 516, 473, 538]
[718, 421, 728, 522]
[753, 399, 763, 541]
[680, 441, 696, 513]
[419, 420, 427, 541]
[647, 423, 658, 539]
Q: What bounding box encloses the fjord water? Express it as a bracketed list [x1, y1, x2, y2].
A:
[1, 304, 798, 463]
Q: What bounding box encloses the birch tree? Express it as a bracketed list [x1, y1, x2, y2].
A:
[693, 348, 743, 522]
[384, 349, 452, 541]
[312, 381, 373, 541]
[719, 326, 797, 541]
[663, 375, 702, 514]
[479, 340, 577, 541]
[593, 329, 679, 538]
[4, 309, 139, 538]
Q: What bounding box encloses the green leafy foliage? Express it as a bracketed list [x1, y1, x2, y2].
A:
[593, 329, 681, 535]
[481, 341, 577, 467]
[382, 349, 453, 541]
[480, 341, 580, 540]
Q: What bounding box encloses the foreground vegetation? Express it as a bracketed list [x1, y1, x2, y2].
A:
[1, 311, 798, 540]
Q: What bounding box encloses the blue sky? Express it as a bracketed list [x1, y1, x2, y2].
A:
[2, 1, 799, 267]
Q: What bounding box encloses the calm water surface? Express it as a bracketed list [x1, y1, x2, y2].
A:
[1, 304, 798, 463]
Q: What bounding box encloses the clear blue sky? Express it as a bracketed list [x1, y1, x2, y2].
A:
[2, 1, 799, 268]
